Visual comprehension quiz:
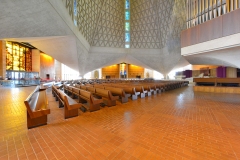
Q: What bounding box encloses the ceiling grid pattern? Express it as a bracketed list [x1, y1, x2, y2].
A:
[92, 0, 125, 48]
[64, 0, 74, 20]
[130, 0, 160, 49]
[130, 0, 175, 49]
[63, 0, 125, 48]
[76, 0, 104, 43]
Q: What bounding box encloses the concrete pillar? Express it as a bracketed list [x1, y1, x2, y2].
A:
[164, 74, 169, 80]
[55, 60, 62, 80]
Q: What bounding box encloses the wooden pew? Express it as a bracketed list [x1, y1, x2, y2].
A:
[113, 85, 140, 100]
[74, 84, 81, 88]
[52, 85, 58, 98]
[72, 87, 80, 99]
[78, 89, 103, 112]
[140, 85, 154, 96]
[86, 86, 96, 93]
[95, 88, 119, 107]
[94, 84, 105, 89]
[80, 85, 87, 90]
[58, 90, 81, 119]
[154, 83, 166, 92]
[104, 86, 131, 103]
[132, 85, 147, 98]
[148, 84, 160, 93]
[24, 86, 50, 129]
[63, 84, 72, 94]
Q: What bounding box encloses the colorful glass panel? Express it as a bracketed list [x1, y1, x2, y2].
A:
[125, 0, 130, 9]
[125, 11, 130, 20]
[125, 33, 130, 42]
[125, 22, 130, 31]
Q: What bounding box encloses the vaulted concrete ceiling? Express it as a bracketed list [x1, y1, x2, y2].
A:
[0, 0, 189, 76]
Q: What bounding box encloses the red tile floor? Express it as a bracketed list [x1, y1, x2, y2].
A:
[0, 85, 240, 160]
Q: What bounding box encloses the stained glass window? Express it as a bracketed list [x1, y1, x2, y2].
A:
[125, 0, 130, 48]
[125, 22, 130, 31]
[125, 33, 130, 42]
[125, 11, 130, 20]
[6, 41, 32, 71]
[125, 0, 130, 9]
[74, 0, 77, 16]
[74, 0, 77, 26]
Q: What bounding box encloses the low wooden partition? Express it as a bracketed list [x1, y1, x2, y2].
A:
[194, 86, 240, 94]
[194, 78, 240, 86]
[193, 78, 240, 94]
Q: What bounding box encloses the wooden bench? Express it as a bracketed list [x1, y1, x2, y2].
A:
[74, 84, 81, 88]
[52, 85, 58, 98]
[94, 84, 105, 89]
[86, 86, 96, 93]
[24, 86, 50, 129]
[78, 89, 103, 112]
[113, 85, 140, 100]
[80, 85, 87, 90]
[63, 84, 71, 94]
[72, 87, 80, 99]
[134, 85, 148, 98]
[148, 84, 160, 94]
[58, 90, 81, 119]
[104, 86, 131, 103]
[95, 88, 119, 107]
[141, 85, 153, 96]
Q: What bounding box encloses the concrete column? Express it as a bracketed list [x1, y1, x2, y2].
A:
[0, 40, 6, 78]
[164, 74, 169, 79]
[55, 59, 62, 80]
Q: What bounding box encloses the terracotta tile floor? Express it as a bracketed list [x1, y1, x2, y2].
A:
[0, 86, 240, 160]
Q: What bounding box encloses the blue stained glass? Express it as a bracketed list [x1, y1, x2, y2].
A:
[125, 11, 130, 20]
[125, 0, 130, 9]
[125, 33, 130, 42]
[74, 0, 77, 16]
[125, 44, 130, 48]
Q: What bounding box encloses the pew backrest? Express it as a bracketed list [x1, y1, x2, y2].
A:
[80, 85, 87, 90]
[104, 86, 125, 97]
[86, 87, 96, 93]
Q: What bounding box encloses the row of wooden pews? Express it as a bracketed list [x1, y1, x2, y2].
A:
[24, 79, 188, 128]
[61, 79, 188, 113]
